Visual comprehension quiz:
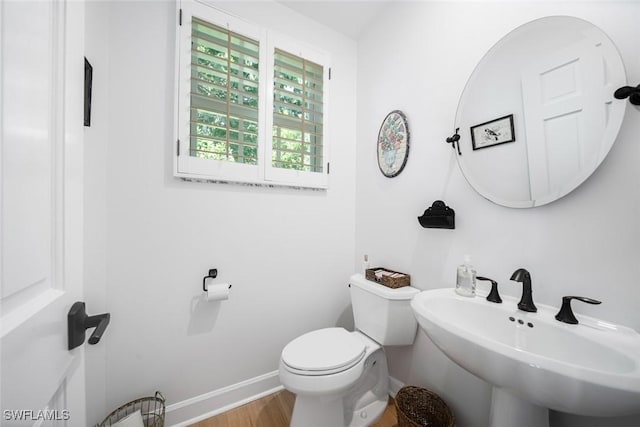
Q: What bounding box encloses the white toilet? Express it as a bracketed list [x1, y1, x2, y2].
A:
[279, 273, 420, 427]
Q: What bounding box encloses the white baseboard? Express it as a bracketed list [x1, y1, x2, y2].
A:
[388, 376, 405, 398]
[165, 370, 283, 427]
[165, 372, 405, 426]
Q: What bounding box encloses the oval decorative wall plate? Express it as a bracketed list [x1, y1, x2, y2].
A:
[377, 110, 409, 177]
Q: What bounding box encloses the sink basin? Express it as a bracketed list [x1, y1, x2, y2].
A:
[411, 288, 640, 425]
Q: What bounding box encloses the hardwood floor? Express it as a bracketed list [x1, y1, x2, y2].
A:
[190, 389, 398, 427]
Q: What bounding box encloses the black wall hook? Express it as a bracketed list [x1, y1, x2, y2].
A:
[614, 84, 640, 106]
[446, 128, 462, 156]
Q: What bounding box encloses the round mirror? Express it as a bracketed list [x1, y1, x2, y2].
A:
[455, 16, 627, 208]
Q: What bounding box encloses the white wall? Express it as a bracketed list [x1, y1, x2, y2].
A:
[356, 2, 640, 427]
[84, 1, 640, 425]
[83, 1, 357, 425]
[84, 0, 111, 422]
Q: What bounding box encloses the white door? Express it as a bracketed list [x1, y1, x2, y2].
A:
[1, 1, 87, 426]
[521, 35, 613, 205]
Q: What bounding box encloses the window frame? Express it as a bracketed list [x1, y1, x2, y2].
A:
[265, 34, 329, 188]
[175, 0, 267, 184]
[174, 0, 330, 189]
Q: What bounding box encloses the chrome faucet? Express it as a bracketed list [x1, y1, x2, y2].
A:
[510, 268, 537, 312]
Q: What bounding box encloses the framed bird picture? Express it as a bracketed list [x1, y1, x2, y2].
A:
[470, 114, 515, 150]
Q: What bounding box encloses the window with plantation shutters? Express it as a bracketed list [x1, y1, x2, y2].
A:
[175, 1, 330, 189]
[190, 18, 260, 165]
[272, 49, 324, 173]
[264, 34, 329, 188]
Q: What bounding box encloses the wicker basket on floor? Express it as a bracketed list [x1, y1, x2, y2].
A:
[395, 386, 455, 427]
[96, 391, 165, 427]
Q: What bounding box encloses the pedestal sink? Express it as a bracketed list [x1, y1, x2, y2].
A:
[411, 288, 640, 427]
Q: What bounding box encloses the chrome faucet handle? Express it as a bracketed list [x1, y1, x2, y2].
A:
[555, 296, 602, 324]
[477, 276, 502, 304]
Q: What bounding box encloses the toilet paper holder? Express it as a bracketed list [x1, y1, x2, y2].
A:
[203, 268, 232, 292]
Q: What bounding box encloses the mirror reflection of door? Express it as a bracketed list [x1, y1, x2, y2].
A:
[521, 34, 614, 205]
[454, 16, 627, 208]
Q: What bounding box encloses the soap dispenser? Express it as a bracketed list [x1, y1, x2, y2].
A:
[456, 255, 477, 297]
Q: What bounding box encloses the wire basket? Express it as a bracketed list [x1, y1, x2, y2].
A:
[395, 386, 455, 427]
[96, 391, 165, 427]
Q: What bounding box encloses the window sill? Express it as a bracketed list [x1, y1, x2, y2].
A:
[176, 173, 328, 191]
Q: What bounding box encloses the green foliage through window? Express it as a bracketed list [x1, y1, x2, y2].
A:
[189, 18, 259, 164]
[272, 49, 323, 173]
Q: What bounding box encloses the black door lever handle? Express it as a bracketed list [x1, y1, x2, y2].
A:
[85, 312, 110, 344]
[68, 301, 111, 350]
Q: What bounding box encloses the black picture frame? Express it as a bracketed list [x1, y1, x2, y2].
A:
[84, 57, 93, 127]
[470, 114, 515, 150]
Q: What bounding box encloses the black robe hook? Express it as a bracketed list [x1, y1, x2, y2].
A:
[446, 128, 462, 155]
[614, 84, 640, 106]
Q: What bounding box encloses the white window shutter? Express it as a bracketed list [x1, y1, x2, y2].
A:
[265, 35, 330, 188]
[176, 1, 266, 183]
[174, 1, 329, 189]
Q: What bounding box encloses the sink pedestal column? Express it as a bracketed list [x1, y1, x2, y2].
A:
[489, 387, 549, 427]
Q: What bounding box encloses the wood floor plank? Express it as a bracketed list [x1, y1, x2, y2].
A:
[189, 389, 397, 427]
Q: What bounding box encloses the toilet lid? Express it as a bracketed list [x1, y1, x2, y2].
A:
[282, 328, 366, 374]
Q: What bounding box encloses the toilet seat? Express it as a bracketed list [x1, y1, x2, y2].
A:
[281, 328, 366, 376]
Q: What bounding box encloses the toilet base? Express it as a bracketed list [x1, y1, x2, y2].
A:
[290, 393, 388, 427]
[290, 395, 347, 427]
[347, 396, 388, 427]
[287, 343, 389, 427]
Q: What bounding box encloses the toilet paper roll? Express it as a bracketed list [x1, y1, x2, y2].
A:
[205, 283, 231, 302]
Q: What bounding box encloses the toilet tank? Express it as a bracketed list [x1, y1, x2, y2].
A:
[349, 274, 420, 346]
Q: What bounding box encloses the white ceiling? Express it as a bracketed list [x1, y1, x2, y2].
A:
[278, 1, 394, 40]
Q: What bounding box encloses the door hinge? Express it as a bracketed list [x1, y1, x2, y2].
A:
[327, 162, 330, 174]
[328, 67, 332, 80]
[176, 139, 180, 156]
[179, 8, 182, 26]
